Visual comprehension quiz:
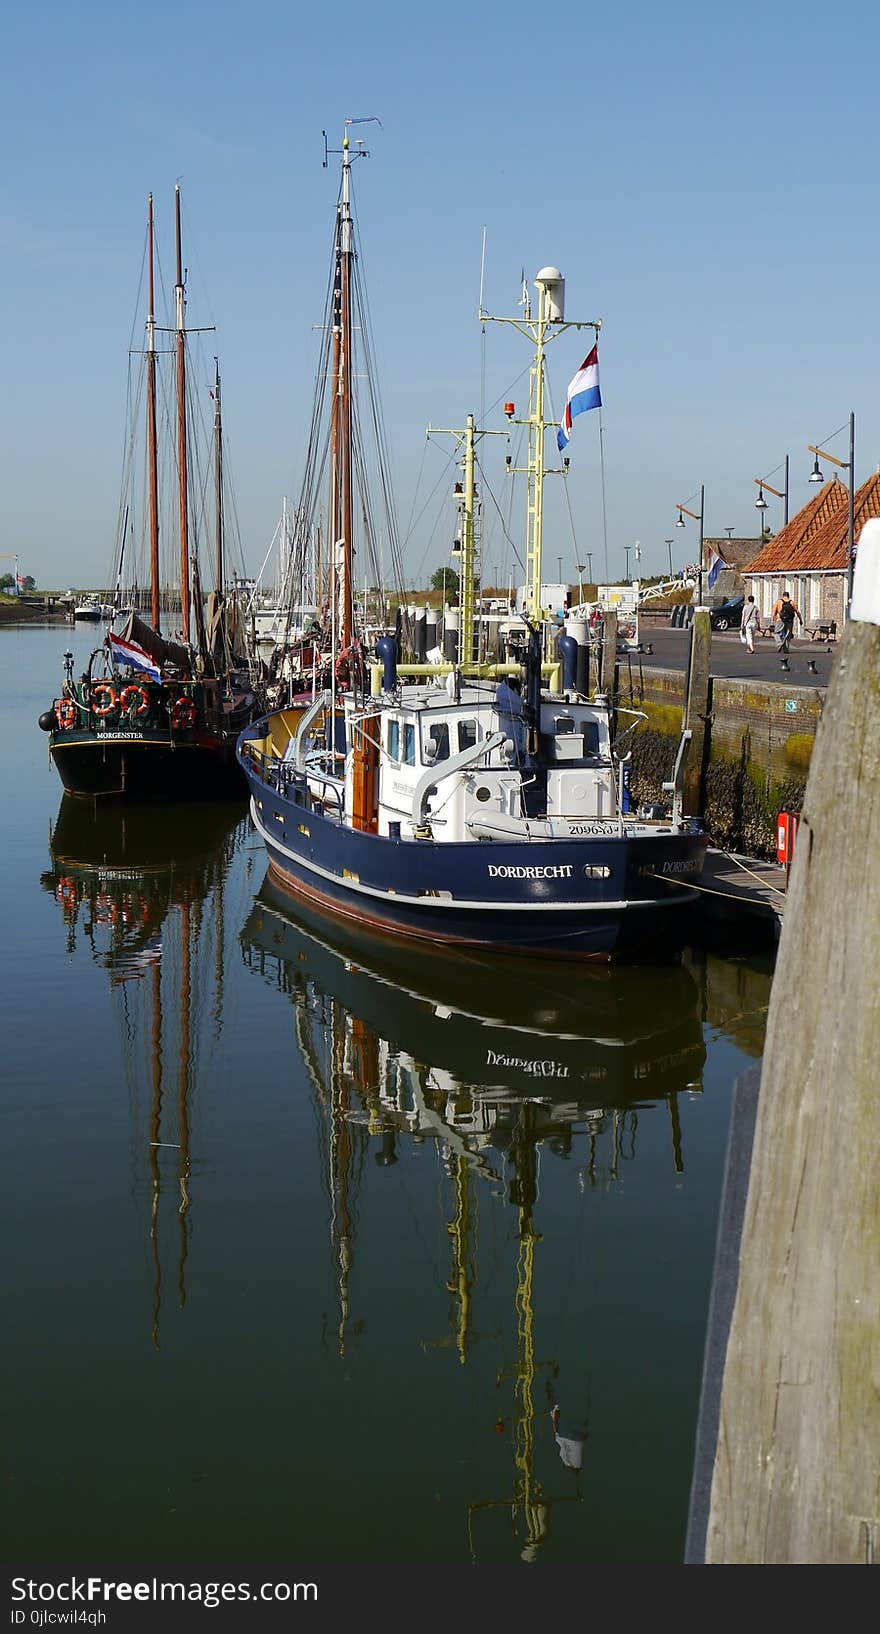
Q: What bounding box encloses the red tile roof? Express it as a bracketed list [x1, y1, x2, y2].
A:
[746, 474, 880, 573]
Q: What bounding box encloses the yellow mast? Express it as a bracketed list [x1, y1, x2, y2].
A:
[479, 270, 601, 622]
[427, 415, 506, 664]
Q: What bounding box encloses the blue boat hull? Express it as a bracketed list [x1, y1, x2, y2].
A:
[238, 738, 706, 962]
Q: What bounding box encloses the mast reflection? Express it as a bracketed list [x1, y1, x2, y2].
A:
[42, 798, 245, 1348]
[241, 874, 707, 1558]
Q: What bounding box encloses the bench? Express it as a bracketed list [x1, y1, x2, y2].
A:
[810, 620, 837, 642]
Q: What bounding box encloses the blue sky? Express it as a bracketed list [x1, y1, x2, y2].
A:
[2, 0, 877, 589]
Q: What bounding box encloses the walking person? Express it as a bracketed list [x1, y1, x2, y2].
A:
[739, 595, 761, 654]
[771, 590, 802, 653]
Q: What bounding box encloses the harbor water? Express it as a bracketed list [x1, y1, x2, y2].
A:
[2, 623, 773, 1564]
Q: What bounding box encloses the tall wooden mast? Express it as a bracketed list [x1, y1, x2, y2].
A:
[329, 133, 355, 649]
[174, 185, 191, 642]
[146, 194, 161, 633]
[213, 358, 224, 598]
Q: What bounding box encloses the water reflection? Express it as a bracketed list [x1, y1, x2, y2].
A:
[41, 798, 246, 1348]
[240, 876, 709, 1560]
[242, 875, 707, 1168]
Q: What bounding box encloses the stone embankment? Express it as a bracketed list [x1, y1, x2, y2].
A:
[626, 663, 820, 857]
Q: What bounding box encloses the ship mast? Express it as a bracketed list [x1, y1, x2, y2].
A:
[174, 185, 191, 643]
[480, 272, 601, 623]
[213, 358, 224, 599]
[324, 120, 378, 650]
[146, 194, 161, 633]
[329, 138, 355, 649]
[428, 415, 505, 665]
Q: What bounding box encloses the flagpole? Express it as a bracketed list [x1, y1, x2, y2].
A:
[699, 484, 705, 606]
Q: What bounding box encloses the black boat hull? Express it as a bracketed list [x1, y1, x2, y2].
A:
[50, 727, 245, 801]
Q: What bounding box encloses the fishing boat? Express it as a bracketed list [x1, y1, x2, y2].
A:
[73, 594, 114, 622]
[39, 190, 259, 800]
[237, 129, 707, 960]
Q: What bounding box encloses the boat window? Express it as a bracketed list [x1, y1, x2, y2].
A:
[555, 715, 576, 734]
[422, 721, 450, 763]
[403, 723, 415, 766]
[457, 718, 479, 753]
[584, 721, 601, 755]
[387, 718, 400, 762]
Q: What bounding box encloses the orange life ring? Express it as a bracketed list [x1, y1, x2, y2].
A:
[171, 695, 196, 730]
[55, 697, 76, 730]
[91, 682, 118, 717]
[120, 683, 150, 716]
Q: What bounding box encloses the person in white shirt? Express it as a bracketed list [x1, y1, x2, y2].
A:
[740, 594, 762, 654]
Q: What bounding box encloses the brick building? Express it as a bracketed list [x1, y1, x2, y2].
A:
[703, 537, 763, 605]
[742, 474, 880, 632]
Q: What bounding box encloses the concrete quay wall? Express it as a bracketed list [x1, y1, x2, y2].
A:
[626, 666, 822, 856]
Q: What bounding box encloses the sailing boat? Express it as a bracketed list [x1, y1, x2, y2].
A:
[39, 190, 259, 800]
[237, 132, 707, 960]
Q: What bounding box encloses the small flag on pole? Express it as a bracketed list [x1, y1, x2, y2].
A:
[518, 268, 531, 319]
[108, 630, 162, 681]
[706, 544, 726, 590]
[557, 346, 601, 452]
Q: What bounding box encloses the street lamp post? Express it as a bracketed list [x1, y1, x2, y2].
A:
[674, 485, 705, 603]
[754, 455, 790, 536]
[623, 544, 631, 583]
[807, 413, 855, 612]
[664, 538, 674, 578]
[576, 562, 585, 603]
[585, 550, 593, 587]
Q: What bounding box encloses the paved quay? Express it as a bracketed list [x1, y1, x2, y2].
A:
[697, 850, 787, 937]
[630, 623, 836, 687]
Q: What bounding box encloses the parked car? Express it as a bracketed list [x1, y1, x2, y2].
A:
[709, 596, 745, 631]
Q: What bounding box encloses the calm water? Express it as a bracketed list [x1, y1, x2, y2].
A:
[2, 624, 772, 1565]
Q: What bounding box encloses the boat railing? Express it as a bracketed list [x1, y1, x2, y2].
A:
[242, 742, 345, 820]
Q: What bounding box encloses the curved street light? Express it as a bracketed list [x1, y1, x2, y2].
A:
[673, 486, 705, 603]
[807, 413, 855, 610]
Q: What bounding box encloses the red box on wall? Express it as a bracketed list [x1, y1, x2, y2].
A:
[776, 810, 800, 867]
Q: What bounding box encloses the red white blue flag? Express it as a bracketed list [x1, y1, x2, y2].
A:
[557, 345, 601, 452]
[109, 631, 161, 681]
[706, 544, 726, 590]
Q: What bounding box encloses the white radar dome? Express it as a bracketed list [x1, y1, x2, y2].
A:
[534, 267, 565, 321]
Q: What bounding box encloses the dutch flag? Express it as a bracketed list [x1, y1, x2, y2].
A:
[557, 345, 601, 452]
[109, 631, 161, 682]
[706, 544, 726, 591]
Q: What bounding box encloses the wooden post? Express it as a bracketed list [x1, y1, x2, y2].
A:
[683, 609, 711, 817]
[704, 520, 880, 1563]
[600, 610, 617, 696]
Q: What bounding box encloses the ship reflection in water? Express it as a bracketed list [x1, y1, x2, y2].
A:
[42, 797, 246, 1349]
[241, 876, 710, 1561]
[34, 806, 768, 1564]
